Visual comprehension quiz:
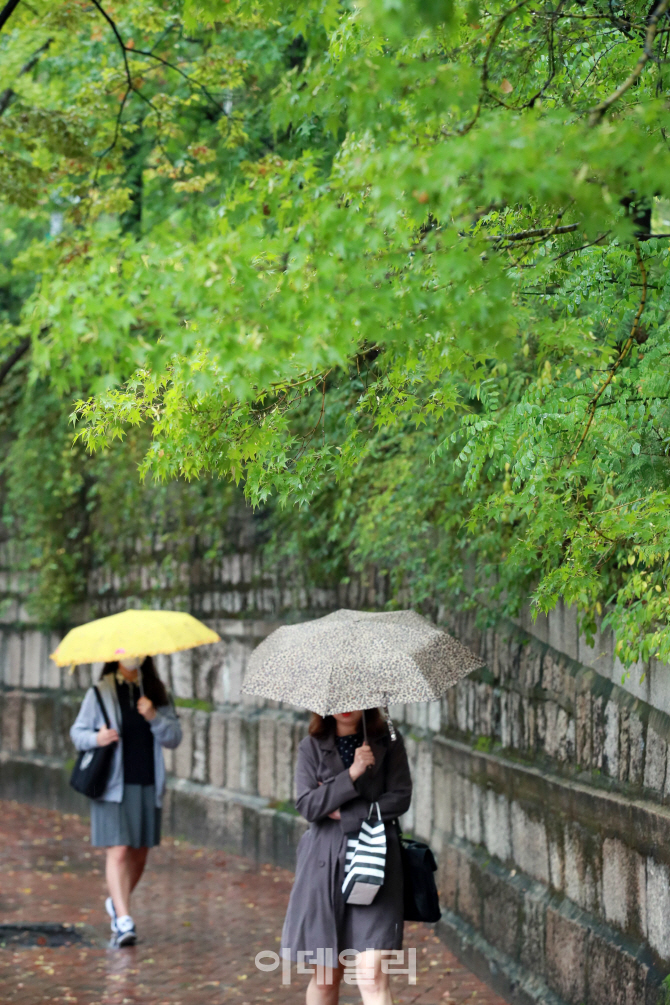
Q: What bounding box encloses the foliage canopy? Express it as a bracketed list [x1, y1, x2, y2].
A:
[2, 0, 670, 667]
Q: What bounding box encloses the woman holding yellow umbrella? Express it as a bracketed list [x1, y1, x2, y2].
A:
[54, 609, 220, 947]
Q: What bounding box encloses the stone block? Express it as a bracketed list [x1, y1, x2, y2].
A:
[171, 650, 194, 700]
[477, 682, 493, 736]
[587, 927, 649, 1005]
[22, 632, 43, 689]
[544, 701, 560, 759]
[35, 696, 56, 757]
[603, 700, 620, 778]
[413, 740, 433, 840]
[191, 709, 209, 783]
[499, 691, 510, 749]
[546, 602, 578, 662]
[548, 835, 564, 892]
[511, 802, 549, 885]
[21, 697, 36, 752]
[462, 779, 482, 847]
[43, 635, 63, 689]
[437, 842, 459, 912]
[520, 886, 547, 976]
[5, 633, 22, 687]
[238, 717, 259, 794]
[1, 692, 22, 751]
[519, 646, 542, 691]
[602, 838, 630, 930]
[225, 714, 242, 790]
[174, 707, 193, 779]
[649, 658, 670, 716]
[481, 868, 522, 959]
[646, 858, 670, 961]
[592, 695, 605, 770]
[509, 692, 523, 750]
[454, 849, 481, 929]
[522, 697, 536, 753]
[636, 853, 648, 941]
[455, 684, 467, 734]
[550, 704, 573, 762]
[643, 726, 667, 793]
[542, 652, 565, 697]
[545, 906, 588, 1004]
[208, 711, 226, 788]
[451, 773, 466, 842]
[628, 713, 645, 786]
[618, 708, 631, 784]
[432, 760, 454, 843]
[193, 640, 227, 702]
[274, 719, 295, 802]
[257, 714, 276, 799]
[427, 699, 441, 733]
[563, 821, 601, 915]
[483, 788, 511, 863]
[575, 690, 592, 769]
[214, 640, 248, 705]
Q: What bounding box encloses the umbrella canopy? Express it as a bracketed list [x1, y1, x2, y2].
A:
[51, 609, 220, 668]
[242, 609, 484, 715]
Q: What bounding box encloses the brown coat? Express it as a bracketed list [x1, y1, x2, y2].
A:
[281, 727, 412, 959]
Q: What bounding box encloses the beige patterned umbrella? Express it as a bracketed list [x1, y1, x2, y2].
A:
[242, 608, 485, 716]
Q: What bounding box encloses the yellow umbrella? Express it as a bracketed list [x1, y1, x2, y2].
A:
[50, 609, 220, 668]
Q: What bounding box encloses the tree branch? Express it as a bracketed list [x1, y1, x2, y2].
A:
[486, 223, 579, 242]
[0, 336, 30, 388]
[570, 242, 647, 461]
[0, 37, 53, 118]
[589, 0, 670, 124]
[0, 0, 21, 34]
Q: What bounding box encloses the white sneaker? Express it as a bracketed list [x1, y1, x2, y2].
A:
[105, 897, 118, 934]
[116, 915, 137, 947]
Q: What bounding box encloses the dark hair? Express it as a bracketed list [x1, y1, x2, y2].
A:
[309, 708, 387, 739]
[100, 656, 169, 708]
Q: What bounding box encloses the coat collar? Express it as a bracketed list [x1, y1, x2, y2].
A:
[314, 728, 387, 760]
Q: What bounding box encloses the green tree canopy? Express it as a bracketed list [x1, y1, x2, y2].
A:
[2, 0, 670, 664]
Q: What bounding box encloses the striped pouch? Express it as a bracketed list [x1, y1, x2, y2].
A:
[342, 802, 386, 905]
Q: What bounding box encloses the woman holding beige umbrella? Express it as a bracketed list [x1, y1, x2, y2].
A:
[243, 608, 484, 1004]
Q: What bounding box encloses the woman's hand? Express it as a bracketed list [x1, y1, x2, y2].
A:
[97, 726, 119, 747]
[327, 809, 341, 820]
[137, 696, 156, 721]
[349, 743, 375, 782]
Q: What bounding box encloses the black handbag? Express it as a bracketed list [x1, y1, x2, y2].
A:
[70, 686, 117, 799]
[397, 826, 442, 923]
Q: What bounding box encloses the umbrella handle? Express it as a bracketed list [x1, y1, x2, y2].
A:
[381, 698, 397, 742]
[362, 710, 368, 746]
[138, 668, 144, 699]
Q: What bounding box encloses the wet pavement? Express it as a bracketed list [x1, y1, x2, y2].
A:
[0, 800, 507, 1004]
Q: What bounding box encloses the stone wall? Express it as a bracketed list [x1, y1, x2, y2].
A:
[2, 603, 670, 1004]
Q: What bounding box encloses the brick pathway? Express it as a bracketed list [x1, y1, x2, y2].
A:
[0, 800, 507, 1005]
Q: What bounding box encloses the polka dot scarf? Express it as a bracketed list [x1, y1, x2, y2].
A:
[336, 731, 363, 769]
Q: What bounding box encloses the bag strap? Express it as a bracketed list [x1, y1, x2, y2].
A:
[93, 686, 112, 730]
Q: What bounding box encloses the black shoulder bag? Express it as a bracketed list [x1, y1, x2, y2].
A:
[70, 686, 117, 799]
[396, 823, 442, 923]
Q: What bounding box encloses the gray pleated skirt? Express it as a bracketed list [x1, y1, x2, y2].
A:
[90, 784, 162, 848]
